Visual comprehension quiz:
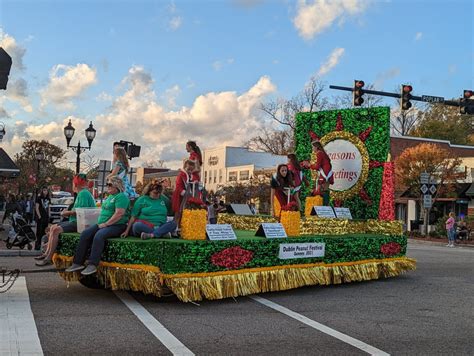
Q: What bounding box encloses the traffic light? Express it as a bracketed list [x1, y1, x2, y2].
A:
[460, 90, 474, 115]
[400, 84, 413, 111]
[353, 80, 365, 106]
[0, 47, 12, 90]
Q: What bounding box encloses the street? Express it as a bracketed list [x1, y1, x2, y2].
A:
[1, 242, 473, 355]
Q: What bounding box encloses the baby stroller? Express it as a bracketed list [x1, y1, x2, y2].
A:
[4, 211, 36, 250]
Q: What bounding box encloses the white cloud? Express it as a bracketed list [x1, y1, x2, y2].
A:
[161, 84, 181, 109]
[168, 16, 183, 31]
[40, 63, 97, 109]
[0, 29, 27, 71]
[293, 0, 370, 40]
[96, 92, 113, 102]
[212, 58, 235, 71]
[317, 47, 344, 76]
[5, 78, 32, 112]
[414, 32, 423, 41]
[373, 67, 400, 89]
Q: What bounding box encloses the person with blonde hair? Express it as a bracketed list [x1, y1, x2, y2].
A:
[107, 146, 138, 199]
[445, 212, 456, 247]
[35, 173, 95, 266]
[121, 181, 176, 239]
[65, 176, 130, 275]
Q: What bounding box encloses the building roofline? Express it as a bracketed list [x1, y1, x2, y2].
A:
[391, 135, 474, 150]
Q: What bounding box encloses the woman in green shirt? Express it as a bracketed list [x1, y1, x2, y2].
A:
[35, 174, 95, 266]
[121, 181, 176, 239]
[65, 176, 130, 276]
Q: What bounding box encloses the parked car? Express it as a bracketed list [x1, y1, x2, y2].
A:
[50, 194, 74, 223]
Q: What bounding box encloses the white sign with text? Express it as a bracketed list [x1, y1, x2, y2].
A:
[334, 207, 353, 220]
[313, 206, 336, 219]
[278, 243, 325, 259]
[256, 223, 287, 238]
[324, 139, 362, 191]
[206, 224, 237, 241]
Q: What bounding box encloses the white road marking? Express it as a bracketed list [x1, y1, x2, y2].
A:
[250, 295, 390, 356]
[0, 276, 43, 355]
[114, 291, 194, 356]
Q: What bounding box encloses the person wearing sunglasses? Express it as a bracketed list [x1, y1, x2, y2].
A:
[65, 176, 130, 275]
[121, 181, 176, 239]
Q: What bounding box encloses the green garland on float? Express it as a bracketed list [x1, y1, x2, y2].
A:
[57, 231, 407, 274]
[295, 107, 390, 219]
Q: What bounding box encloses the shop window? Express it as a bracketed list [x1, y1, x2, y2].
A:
[240, 170, 249, 181]
[229, 171, 237, 182]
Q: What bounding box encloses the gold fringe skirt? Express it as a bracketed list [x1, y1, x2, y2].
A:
[53, 254, 416, 303]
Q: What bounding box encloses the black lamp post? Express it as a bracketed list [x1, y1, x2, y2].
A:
[64, 120, 96, 174]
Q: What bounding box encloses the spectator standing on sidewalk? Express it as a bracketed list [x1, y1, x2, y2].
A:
[445, 212, 456, 248]
[35, 187, 51, 250]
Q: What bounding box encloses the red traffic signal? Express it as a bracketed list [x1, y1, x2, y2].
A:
[353, 80, 365, 106]
[401, 84, 413, 111]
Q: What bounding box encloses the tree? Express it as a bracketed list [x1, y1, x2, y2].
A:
[410, 104, 474, 145]
[394, 143, 464, 199]
[391, 105, 424, 136]
[14, 140, 67, 193]
[246, 77, 328, 154]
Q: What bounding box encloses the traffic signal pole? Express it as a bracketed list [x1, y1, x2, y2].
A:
[329, 85, 461, 107]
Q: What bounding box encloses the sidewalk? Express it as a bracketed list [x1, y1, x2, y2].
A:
[408, 237, 474, 248]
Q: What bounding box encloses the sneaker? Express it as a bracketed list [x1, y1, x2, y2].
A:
[446, 244, 451, 247]
[65, 263, 85, 273]
[141, 232, 154, 240]
[35, 259, 52, 267]
[34, 255, 47, 261]
[81, 264, 97, 275]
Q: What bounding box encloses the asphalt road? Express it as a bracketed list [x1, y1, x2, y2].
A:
[1, 242, 473, 355]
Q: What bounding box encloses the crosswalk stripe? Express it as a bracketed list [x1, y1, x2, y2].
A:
[114, 291, 194, 356]
[0, 276, 44, 355]
[250, 295, 390, 356]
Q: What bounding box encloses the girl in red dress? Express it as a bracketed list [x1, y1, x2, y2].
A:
[311, 140, 334, 205]
[270, 164, 295, 218]
[287, 154, 309, 212]
[172, 160, 199, 229]
[186, 141, 202, 181]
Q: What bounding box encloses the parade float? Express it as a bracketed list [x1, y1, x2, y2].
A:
[53, 107, 416, 302]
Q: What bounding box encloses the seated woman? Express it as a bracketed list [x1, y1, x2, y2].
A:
[121, 181, 176, 239]
[35, 174, 95, 266]
[65, 176, 130, 276]
[270, 164, 296, 218]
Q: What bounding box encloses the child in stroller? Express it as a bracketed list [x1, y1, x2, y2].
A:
[3, 211, 36, 250]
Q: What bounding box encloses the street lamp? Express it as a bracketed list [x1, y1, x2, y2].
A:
[63, 120, 96, 174]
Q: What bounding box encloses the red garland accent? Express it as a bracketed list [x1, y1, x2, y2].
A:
[334, 199, 343, 207]
[335, 112, 344, 131]
[378, 162, 395, 221]
[369, 160, 383, 169]
[211, 246, 254, 269]
[358, 126, 373, 142]
[309, 130, 320, 142]
[380, 242, 401, 256]
[186, 197, 206, 209]
[359, 187, 372, 205]
[281, 201, 298, 211]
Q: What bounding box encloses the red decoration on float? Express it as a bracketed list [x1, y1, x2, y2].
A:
[309, 130, 320, 143]
[359, 187, 372, 205]
[211, 246, 254, 269]
[335, 112, 344, 131]
[380, 242, 401, 256]
[369, 160, 383, 169]
[378, 162, 395, 221]
[358, 126, 373, 142]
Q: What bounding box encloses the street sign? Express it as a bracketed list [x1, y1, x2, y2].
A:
[423, 194, 432, 208]
[420, 184, 429, 194]
[420, 172, 430, 184]
[421, 95, 444, 104]
[429, 184, 437, 195]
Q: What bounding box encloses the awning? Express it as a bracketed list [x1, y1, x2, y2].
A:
[0, 148, 20, 178]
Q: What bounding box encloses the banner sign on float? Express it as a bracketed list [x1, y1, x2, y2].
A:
[324, 139, 363, 192]
[278, 243, 325, 259]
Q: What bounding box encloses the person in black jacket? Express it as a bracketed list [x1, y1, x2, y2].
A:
[35, 187, 51, 250]
[1, 194, 22, 224]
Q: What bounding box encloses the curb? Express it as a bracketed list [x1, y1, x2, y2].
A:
[0, 250, 41, 257]
[408, 239, 474, 248]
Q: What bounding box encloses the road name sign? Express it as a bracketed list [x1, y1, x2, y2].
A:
[422, 95, 445, 104]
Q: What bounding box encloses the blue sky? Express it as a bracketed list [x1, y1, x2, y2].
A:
[0, 0, 473, 168]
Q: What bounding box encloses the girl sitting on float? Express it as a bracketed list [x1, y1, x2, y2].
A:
[172, 159, 199, 232]
[310, 136, 334, 206]
[35, 174, 96, 266]
[287, 153, 309, 212]
[120, 180, 176, 240]
[270, 163, 296, 218]
[106, 146, 138, 200]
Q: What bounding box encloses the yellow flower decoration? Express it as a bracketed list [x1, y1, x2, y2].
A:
[181, 209, 207, 240]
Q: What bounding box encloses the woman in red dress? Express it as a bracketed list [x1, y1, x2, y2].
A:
[311, 140, 334, 206]
[270, 164, 295, 218]
[186, 141, 202, 181]
[172, 159, 198, 229]
[287, 154, 309, 212]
